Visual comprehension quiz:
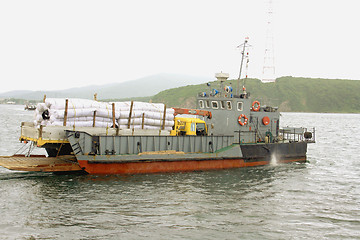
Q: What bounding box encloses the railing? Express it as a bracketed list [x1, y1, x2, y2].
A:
[66, 130, 235, 155]
[279, 127, 316, 143]
[235, 127, 316, 144]
[235, 130, 261, 144]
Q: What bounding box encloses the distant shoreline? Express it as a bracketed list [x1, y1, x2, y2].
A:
[1, 76, 360, 113]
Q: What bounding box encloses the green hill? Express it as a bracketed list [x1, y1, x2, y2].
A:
[3, 76, 360, 113]
[146, 76, 360, 113]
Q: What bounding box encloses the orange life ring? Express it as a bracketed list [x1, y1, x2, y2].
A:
[262, 116, 270, 125]
[252, 100, 260, 111]
[238, 114, 248, 126]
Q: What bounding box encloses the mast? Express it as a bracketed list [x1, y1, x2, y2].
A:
[236, 37, 251, 95]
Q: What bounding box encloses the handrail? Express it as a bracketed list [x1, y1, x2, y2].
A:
[236, 127, 316, 144]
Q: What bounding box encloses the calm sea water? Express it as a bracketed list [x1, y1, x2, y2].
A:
[0, 105, 359, 239]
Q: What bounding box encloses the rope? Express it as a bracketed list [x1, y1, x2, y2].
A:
[14, 142, 30, 155]
[26, 142, 35, 157]
[56, 143, 64, 157]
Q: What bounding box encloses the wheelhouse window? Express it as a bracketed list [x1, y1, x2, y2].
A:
[226, 101, 232, 110]
[205, 100, 210, 108]
[199, 100, 204, 109]
[220, 101, 225, 109]
[237, 102, 243, 111]
[211, 101, 219, 109]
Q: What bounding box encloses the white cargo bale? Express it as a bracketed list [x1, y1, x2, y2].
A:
[33, 98, 174, 129]
[113, 101, 174, 113]
[95, 108, 120, 119]
[64, 117, 113, 123]
[143, 118, 174, 127]
[45, 98, 96, 110]
[132, 102, 164, 112]
[112, 101, 131, 111]
[36, 103, 48, 112]
[118, 117, 174, 127]
[35, 114, 43, 123]
[49, 108, 94, 119]
[118, 110, 174, 120]
[49, 121, 114, 128]
[118, 124, 173, 131]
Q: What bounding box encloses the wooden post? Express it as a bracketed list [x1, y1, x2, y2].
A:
[112, 103, 116, 128]
[92, 111, 97, 127]
[127, 101, 134, 129]
[39, 125, 43, 139]
[162, 104, 167, 130]
[141, 113, 145, 129]
[63, 99, 68, 126]
[43, 95, 46, 103]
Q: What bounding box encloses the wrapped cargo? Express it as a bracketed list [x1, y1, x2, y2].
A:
[33, 98, 175, 130]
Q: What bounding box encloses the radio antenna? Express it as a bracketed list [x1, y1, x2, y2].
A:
[236, 37, 251, 95]
[262, 0, 276, 82]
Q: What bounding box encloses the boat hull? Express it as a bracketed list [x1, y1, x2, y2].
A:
[240, 141, 308, 160]
[77, 155, 307, 175]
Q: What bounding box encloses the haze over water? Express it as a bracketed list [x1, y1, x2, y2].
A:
[0, 105, 359, 239]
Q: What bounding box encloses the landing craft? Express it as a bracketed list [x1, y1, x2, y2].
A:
[0, 39, 315, 174]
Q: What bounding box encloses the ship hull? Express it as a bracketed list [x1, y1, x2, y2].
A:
[76, 142, 307, 175]
[77, 157, 306, 175]
[240, 141, 308, 160]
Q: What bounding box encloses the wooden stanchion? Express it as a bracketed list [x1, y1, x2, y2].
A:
[63, 99, 68, 126]
[142, 113, 145, 129]
[112, 103, 116, 128]
[162, 104, 166, 130]
[127, 101, 134, 129]
[92, 111, 97, 127]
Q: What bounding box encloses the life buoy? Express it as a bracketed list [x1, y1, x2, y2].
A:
[262, 116, 270, 125]
[224, 86, 233, 93]
[238, 114, 248, 126]
[252, 100, 260, 111]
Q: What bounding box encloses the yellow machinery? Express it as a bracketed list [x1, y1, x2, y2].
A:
[170, 117, 208, 136]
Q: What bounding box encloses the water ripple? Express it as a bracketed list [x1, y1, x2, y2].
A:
[1, 107, 360, 239]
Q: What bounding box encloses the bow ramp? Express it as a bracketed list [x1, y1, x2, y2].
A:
[0, 154, 82, 172]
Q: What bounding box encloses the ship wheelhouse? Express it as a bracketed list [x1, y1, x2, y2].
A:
[196, 72, 280, 144]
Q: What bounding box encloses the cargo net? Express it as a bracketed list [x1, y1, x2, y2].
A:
[34, 98, 175, 130]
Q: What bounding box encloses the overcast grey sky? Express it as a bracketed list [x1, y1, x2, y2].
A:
[1, 0, 359, 93]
